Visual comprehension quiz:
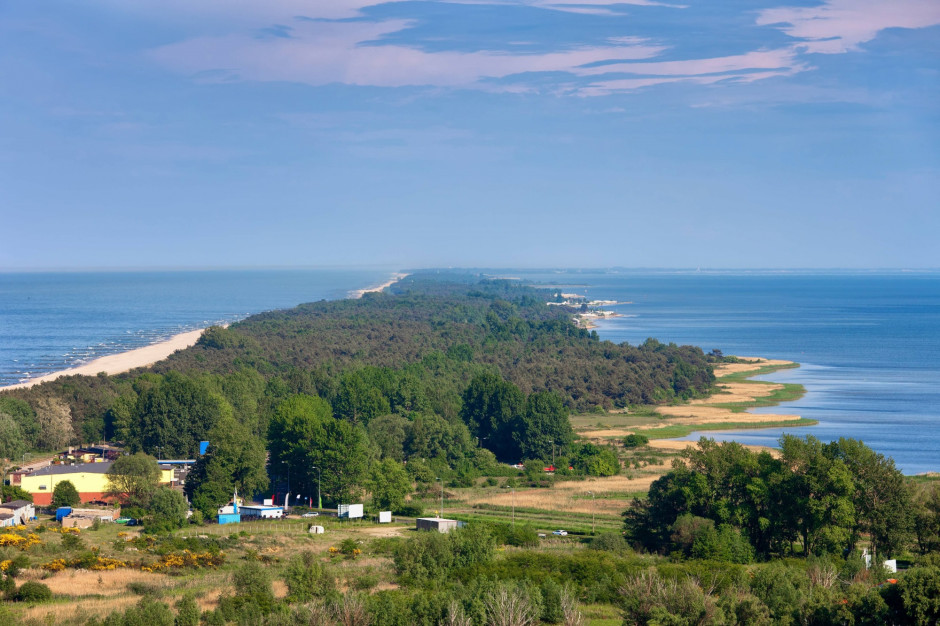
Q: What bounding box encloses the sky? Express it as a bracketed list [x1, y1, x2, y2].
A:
[1, 0, 938, 270]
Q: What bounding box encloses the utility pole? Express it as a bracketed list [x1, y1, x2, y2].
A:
[311, 466, 322, 511]
[281, 460, 290, 512]
[436, 477, 444, 518]
[512, 486, 515, 527]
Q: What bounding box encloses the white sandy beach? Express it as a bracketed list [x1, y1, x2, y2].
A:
[0, 329, 207, 391]
[1, 273, 411, 392]
[348, 272, 410, 299]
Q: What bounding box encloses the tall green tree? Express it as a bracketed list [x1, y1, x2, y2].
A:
[779, 435, 856, 555]
[0, 398, 39, 451]
[459, 372, 525, 460]
[185, 414, 269, 517]
[106, 453, 161, 508]
[515, 391, 573, 461]
[148, 486, 189, 531]
[368, 458, 412, 512]
[268, 395, 370, 506]
[129, 372, 231, 457]
[0, 412, 27, 462]
[824, 437, 912, 558]
[52, 480, 81, 508]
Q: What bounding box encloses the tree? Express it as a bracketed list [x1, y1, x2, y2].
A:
[0, 412, 26, 462]
[368, 458, 412, 512]
[516, 391, 573, 461]
[147, 486, 188, 531]
[368, 414, 410, 461]
[268, 394, 369, 506]
[52, 480, 81, 508]
[824, 437, 912, 558]
[0, 398, 39, 450]
[185, 414, 269, 518]
[573, 443, 620, 476]
[460, 372, 525, 460]
[780, 435, 856, 555]
[34, 397, 75, 451]
[129, 372, 231, 457]
[106, 453, 161, 508]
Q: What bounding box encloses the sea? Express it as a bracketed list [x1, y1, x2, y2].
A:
[2, 269, 938, 474]
[0, 269, 394, 388]
[509, 270, 940, 475]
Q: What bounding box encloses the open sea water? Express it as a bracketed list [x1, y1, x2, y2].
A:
[511, 270, 940, 475]
[0, 269, 394, 388]
[2, 269, 938, 474]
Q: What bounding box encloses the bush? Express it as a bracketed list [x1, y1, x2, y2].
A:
[13, 581, 52, 603]
[284, 552, 336, 603]
[395, 504, 423, 517]
[623, 434, 649, 449]
[231, 561, 275, 614]
[174, 595, 200, 626]
[589, 532, 629, 553]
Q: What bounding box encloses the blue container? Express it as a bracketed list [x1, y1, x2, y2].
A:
[217, 513, 241, 525]
[199, 441, 210, 456]
[56, 507, 72, 522]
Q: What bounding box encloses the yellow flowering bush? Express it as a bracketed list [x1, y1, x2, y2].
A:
[0, 559, 11, 571]
[41, 559, 67, 572]
[0, 532, 41, 550]
[141, 550, 225, 572]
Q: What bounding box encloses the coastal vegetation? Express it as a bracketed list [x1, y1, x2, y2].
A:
[2, 273, 940, 624]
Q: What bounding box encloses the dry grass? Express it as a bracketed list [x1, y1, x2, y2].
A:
[22, 568, 173, 597]
[462, 473, 667, 515]
[19, 595, 139, 623]
[648, 439, 779, 456]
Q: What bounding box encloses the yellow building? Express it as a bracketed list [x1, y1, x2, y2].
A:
[21, 461, 174, 506]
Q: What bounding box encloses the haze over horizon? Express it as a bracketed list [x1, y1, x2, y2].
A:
[2, 1, 938, 270]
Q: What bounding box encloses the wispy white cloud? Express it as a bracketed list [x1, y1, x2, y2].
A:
[758, 0, 940, 54]
[150, 19, 666, 90]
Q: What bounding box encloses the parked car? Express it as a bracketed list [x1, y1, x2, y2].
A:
[510, 463, 525, 470]
[301, 512, 319, 518]
[552, 529, 567, 536]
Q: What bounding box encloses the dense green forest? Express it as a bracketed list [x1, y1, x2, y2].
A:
[0, 274, 714, 509]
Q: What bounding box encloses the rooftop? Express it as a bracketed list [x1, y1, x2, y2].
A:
[0, 501, 33, 509]
[28, 462, 113, 477]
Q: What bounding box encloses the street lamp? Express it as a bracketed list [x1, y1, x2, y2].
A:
[281, 461, 290, 511]
[587, 491, 595, 535]
[435, 477, 444, 519]
[311, 465, 321, 511]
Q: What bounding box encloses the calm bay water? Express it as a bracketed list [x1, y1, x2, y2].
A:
[0, 269, 394, 387]
[512, 270, 940, 475]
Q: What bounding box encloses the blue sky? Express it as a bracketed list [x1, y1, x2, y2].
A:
[1, 0, 938, 269]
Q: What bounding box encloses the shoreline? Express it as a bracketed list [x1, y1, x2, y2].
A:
[1, 272, 409, 392]
[349, 272, 410, 299]
[577, 357, 810, 445]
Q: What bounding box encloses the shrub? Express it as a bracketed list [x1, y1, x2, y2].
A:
[589, 532, 629, 553]
[284, 552, 336, 603]
[231, 561, 275, 614]
[174, 595, 200, 626]
[13, 581, 52, 603]
[395, 504, 423, 517]
[622, 434, 649, 449]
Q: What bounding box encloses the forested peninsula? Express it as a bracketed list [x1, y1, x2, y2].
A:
[1, 274, 715, 466]
[3, 274, 940, 626]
